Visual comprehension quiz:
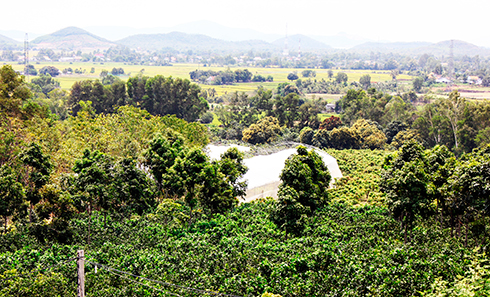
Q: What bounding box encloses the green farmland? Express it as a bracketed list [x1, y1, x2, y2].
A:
[7, 62, 412, 95]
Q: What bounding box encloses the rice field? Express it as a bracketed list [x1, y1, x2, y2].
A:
[6, 61, 412, 94]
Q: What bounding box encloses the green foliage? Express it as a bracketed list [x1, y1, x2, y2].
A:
[271, 185, 308, 236]
[301, 69, 316, 78]
[423, 253, 490, 296]
[24, 65, 37, 76]
[336, 88, 396, 126]
[165, 148, 208, 209]
[0, 165, 25, 232]
[71, 149, 156, 216]
[215, 92, 257, 136]
[20, 143, 53, 207]
[312, 128, 330, 149]
[287, 72, 299, 81]
[385, 120, 408, 143]
[413, 91, 474, 153]
[295, 78, 343, 94]
[142, 75, 209, 122]
[272, 146, 330, 236]
[0, 65, 32, 117]
[273, 93, 300, 128]
[276, 82, 300, 97]
[71, 150, 116, 214]
[68, 74, 209, 122]
[413, 76, 424, 92]
[24, 106, 208, 175]
[359, 74, 371, 89]
[327, 149, 389, 205]
[38, 66, 60, 77]
[0, 271, 72, 296]
[335, 72, 348, 84]
[242, 116, 281, 145]
[0, 201, 478, 296]
[390, 129, 422, 149]
[299, 127, 314, 145]
[450, 145, 490, 218]
[199, 111, 214, 124]
[328, 126, 361, 149]
[350, 119, 387, 149]
[319, 115, 342, 131]
[144, 132, 186, 192]
[189, 69, 253, 85]
[30, 75, 60, 96]
[476, 127, 490, 147]
[199, 148, 248, 214]
[381, 141, 432, 225]
[280, 146, 331, 212]
[383, 96, 415, 125]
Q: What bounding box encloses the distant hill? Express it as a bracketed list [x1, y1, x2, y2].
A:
[352, 41, 432, 52]
[86, 20, 282, 43]
[311, 32, 373, 49]
[272, 34, 332, 51]
[166, 21, 282, 43]
[117, 32, 278, 52]
[350, 39, 490, 56]
[31, 27, 116, 50]
[0, 34, 21, 49]
[416, 40, 490, 56]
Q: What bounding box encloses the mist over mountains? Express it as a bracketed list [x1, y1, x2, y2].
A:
[1, 21, 490, 56]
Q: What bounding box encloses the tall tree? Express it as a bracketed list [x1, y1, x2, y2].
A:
[440, 91, 467, 150]
[380, 140, 432, 243]
[199, 148, 248, 214]
[0, 165, 25, 233]
[144, 132, 187, 193]
[273, 93, 300, 128]
[20, 142, 53, 222]
[359, 74, 371, 90]
[272, 146, 330, 236]
[449, 145, 490, 244]
[0, 65, 32, 117]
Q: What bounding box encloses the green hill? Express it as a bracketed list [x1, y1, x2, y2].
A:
[31, 26, 116, 50]
[0, 34, 21, 49]
[351, 39, 490, 56]
[418, 39, 490, 56]
[272, 34, 333, 51]
[117, 31, 278, 52]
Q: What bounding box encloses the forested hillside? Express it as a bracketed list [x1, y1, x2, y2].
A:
[1, 64, 490, 296]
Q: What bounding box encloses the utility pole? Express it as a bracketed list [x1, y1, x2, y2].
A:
[24, 33, 29, 82]
[77, 250, 85, 297]
[449, 39, 454, 82]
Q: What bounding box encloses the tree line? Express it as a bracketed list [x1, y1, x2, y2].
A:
[189, 68, 273, 85]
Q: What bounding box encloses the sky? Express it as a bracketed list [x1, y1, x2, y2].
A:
[2, 0, 490, 47]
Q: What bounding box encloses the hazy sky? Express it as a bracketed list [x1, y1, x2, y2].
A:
[3, 0, 490, 47]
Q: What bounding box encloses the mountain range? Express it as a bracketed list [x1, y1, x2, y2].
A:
[1, 22, 490, 57]
[0, 34, 21, 48]
[117, 32, 279, 52]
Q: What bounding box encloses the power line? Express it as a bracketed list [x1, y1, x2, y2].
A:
[88, 261, 243, 297]
[1, 254, 246, 297]
[99, 267, 182, 297]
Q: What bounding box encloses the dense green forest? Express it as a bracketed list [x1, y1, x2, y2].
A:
[1, 64, 490, 296]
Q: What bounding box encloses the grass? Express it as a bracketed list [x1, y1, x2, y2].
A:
[210, 112, 222, 126]
[304, 93, 342, 103]
[318, 113, 336, 121]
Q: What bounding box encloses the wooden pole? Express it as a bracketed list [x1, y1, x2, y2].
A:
[77, 250, 85, 297]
